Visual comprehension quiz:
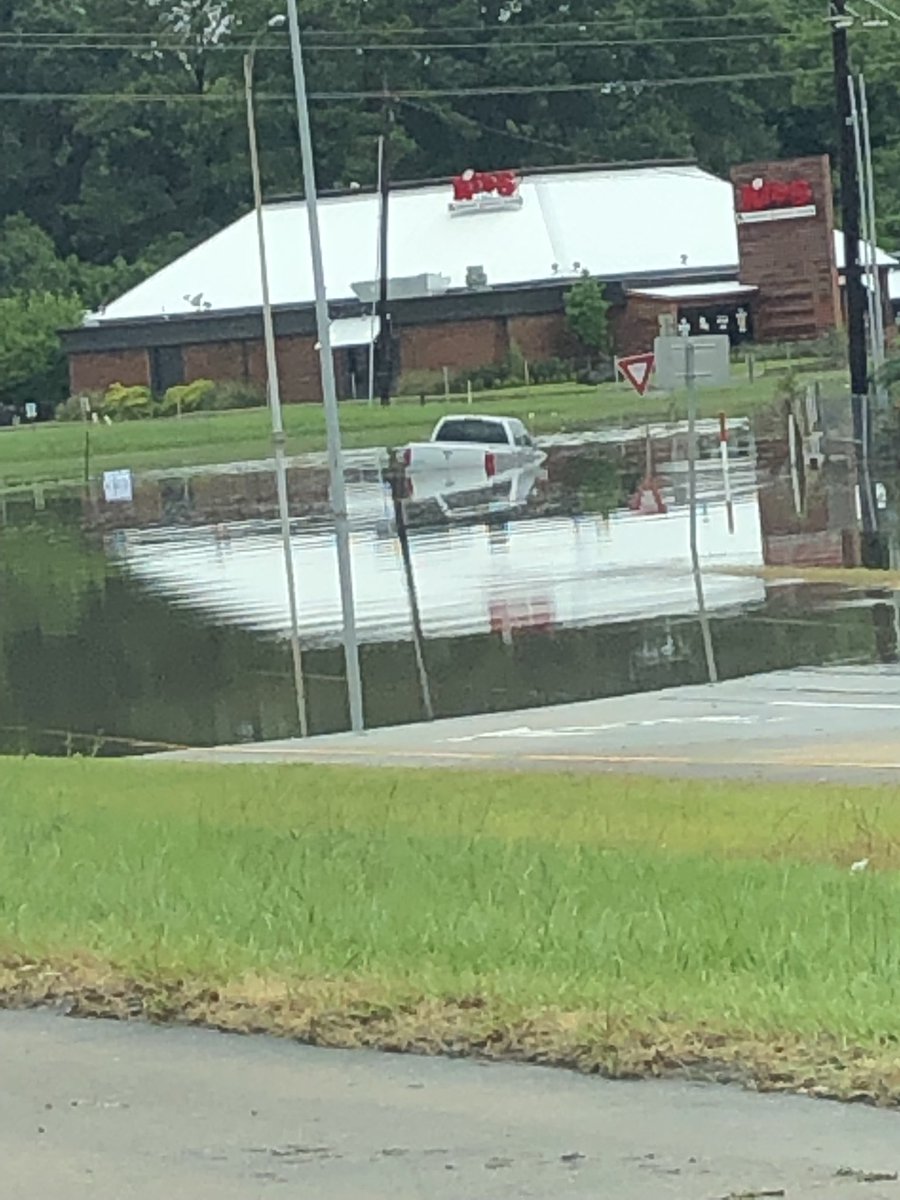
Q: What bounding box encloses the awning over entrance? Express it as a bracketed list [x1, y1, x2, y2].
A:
[329, 315, 380, 348]
[627, 282, 758, 302]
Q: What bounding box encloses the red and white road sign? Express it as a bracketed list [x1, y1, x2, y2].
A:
[616, 352, 656, 396]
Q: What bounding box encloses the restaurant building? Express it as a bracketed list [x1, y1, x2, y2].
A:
[62, 154, 898, 403]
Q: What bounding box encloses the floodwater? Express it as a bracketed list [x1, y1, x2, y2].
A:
[1, 410, 898, 755]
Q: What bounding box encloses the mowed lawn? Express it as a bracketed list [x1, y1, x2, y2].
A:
[2, 757, 899, 1102]
[0, 370, 845, 490]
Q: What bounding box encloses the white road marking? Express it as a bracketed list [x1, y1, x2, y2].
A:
[772, 701, 900, 712]
[443, 714, 767, 744]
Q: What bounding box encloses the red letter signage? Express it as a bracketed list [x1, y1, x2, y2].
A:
[737, 176, 815, 222]
[452, 169, 520, 203]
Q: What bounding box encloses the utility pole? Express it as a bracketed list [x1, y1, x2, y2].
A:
[375, 82, 394, 407]
[830, 3, 869, 449]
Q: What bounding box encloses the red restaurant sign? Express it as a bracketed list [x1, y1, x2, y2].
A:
[452, 168, 520, 203]
[738, 176, 815, 220]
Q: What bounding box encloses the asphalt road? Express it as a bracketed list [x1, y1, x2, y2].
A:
[161, 665, 900, 784]
[3, 1010, 899, 1200]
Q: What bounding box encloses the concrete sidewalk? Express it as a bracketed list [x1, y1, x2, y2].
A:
[159, 665, 900, 784]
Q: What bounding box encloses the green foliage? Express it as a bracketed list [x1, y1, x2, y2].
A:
[740, 330, 849, 367]
[55, 393, 105, 422]
[565, 275, 611, 353]
[2, 371, 845, 489]
[0, 0, 898, 437]
[6, 758, 900, 1091]
[0, 214, 70, 295]
[160, 379, 265, 416]
[0, 0, 896, 289]
[396, 368, 445, 398]
[0, 292, 84, 410]
[103, 382, 155, 421]
[450, 352, 577, 393]
[160, 379, 218, 417]
[206, 380, 267, 411]
[528, 358, 572, 385]
[506, 340, 527, 384]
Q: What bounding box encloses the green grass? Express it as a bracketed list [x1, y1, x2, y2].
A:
[2, 758, 899, 1100]
[0, 369, 847, 491]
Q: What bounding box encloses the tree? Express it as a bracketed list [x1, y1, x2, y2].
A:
[0, 293, 84, 412]
[0, 215, 71, 296]
[565, 274, 610, 354]
[0, 0, 898, 314]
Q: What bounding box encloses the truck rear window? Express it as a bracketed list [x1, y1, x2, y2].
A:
[434, 419, 508, 445]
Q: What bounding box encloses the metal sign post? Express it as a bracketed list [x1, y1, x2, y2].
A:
[683, 338, 719, 686]
[286, 0, 365, 733]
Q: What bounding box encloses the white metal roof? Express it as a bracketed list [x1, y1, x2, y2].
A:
[833, 232, 898, 269]
[84, 164, 900, 327]
[88, 165, 740, 324]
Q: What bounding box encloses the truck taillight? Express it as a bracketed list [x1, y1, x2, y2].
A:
[485, 451, 497, 478]
[402, 447, 412, 468]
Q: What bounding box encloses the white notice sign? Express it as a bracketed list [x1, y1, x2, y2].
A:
[103, 469, 134, 504]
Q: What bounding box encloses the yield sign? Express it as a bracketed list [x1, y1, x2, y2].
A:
[616, 352, 656, 396]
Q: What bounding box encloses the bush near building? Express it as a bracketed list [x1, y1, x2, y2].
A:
[56, 379, 265, 422]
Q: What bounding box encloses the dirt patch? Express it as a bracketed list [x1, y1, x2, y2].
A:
[2, 954, 899, 1108]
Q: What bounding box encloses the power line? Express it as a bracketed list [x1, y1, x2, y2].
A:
[0, 67, 838, 105]
[0, 30, 825, 54]
[396, 96, 580, 157]
[0, 11, 817, 43]
[860, 0, 900, 19]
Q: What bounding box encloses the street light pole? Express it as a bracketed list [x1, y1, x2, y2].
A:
[244, 21, 308, 738]
[284, 0, 365, 733]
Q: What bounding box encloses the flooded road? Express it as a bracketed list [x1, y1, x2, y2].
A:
[1, 411, 898, 754]
[109, 487, 765, 646]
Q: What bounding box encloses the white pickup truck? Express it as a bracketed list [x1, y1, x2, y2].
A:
[401, 414, 544, 478]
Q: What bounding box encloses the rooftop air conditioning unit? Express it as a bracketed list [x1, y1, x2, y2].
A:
[350, 273, 451, 303]
[466, 265, 488, 290]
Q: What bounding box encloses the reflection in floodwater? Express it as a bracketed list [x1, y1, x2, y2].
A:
[110, 483, 765, 648]
[1, 411, 898, 754]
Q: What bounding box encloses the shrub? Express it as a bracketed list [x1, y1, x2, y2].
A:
[205, 380, 266, 411]
[529, 357, 573, 385]
[103, 382, 155, 420]
[160, 378, 216, 417]
[56, 392, 104, 422]
[575, 359, 615, 386]
[395, 368, 444, 398]
[159, 379, 265, 416]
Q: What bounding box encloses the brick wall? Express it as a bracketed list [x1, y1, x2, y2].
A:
[274, 334, 322, 403]
[613, 295, 677, 357]
[399, 318, 509, 372]
[182, 340, 251, 385]
[506, 313, 582, 361]
[69, 348, 150, 395]
[67, 310, 605, 405]
[732, 155, 841, 342]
